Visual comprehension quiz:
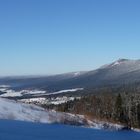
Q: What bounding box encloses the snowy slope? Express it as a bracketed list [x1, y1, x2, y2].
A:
[0, 97, 50, 123]
[0, 97, 88, 125]
[0, 98, 126, 130]
[99, 59, 140, 77]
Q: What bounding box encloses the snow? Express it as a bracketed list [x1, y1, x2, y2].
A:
[0, 88, 7, 92]
[24, 90, 46, 94]
[0, 97, 72, 123]
[0, 98, 51, 123]
[47, 97, 76, 105]
[111, 61, 120, 66]
[0, 86, 46, 97]
[0, 98, 89, 125]
[20, 96, 80, 105]
[20, 97, 46, 104]
[0, 85, 10, 88]
[0, 85, 83, 97]
[0, 90, 22, 97]
[74, 72, 81, 76]
[46, 88, 84, 95]
[87, 120, 125, 130]
[101, 61, 121, 68]
[131, 127, 140, 132]
[0, 85, 10, 92]
[110, 59, 129, 67]
[100, 59, 131, 68]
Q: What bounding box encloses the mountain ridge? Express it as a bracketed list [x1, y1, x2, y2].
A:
[0, 58, 140, 93]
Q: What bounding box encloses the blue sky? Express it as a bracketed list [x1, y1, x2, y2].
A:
[0, 0, 140, 76]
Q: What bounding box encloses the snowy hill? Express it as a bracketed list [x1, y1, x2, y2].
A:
[0, 97, 86, 124]
[99, 59, 140, 78]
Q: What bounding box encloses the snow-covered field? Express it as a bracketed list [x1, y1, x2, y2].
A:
[0, 86, 46, 97]
[20, 96, 80, 105]
[0, 85, 82, 106]
[0, 85, 83, 97]
[46, 88, 83, 95]
[0, 85, 10, 88]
